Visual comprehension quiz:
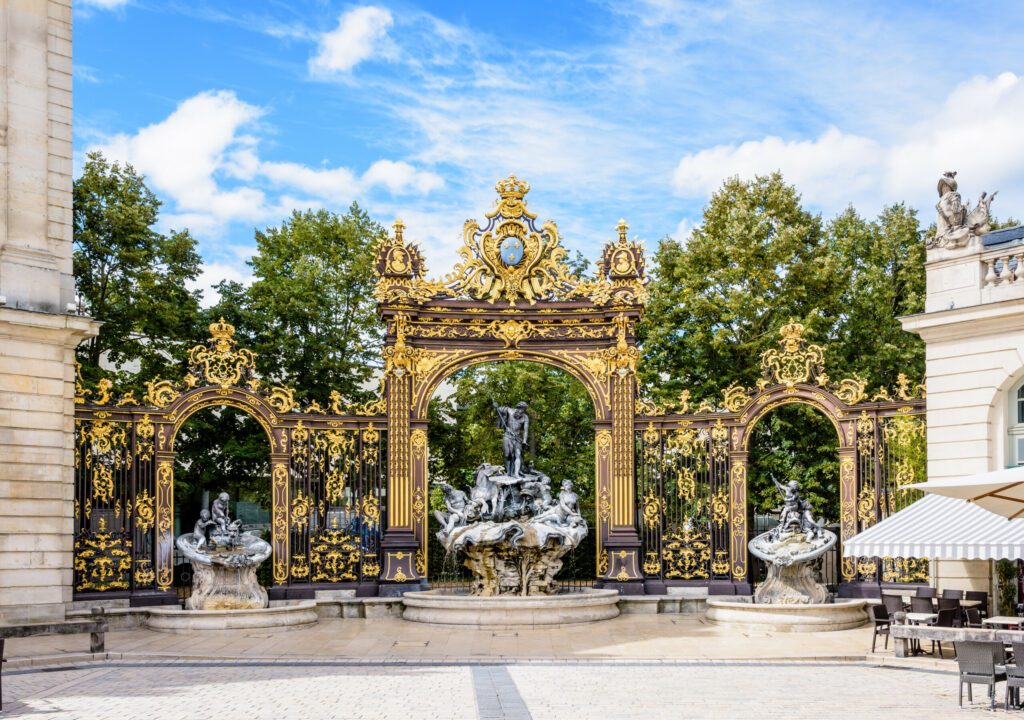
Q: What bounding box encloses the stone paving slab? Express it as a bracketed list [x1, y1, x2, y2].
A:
[0, 659, 996, 719]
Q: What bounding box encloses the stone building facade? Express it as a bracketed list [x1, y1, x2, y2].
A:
[902, 175, 1024, 595]
[0, 0, 98, 623]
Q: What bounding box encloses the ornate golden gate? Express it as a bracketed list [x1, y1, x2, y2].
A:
[73, 175, 927, 601]
[633, 324, 927, 595]
[73, 320, 387, 603]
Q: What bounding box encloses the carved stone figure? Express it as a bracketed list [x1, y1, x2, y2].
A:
[493, 400, 529, 477]
[433, 481, 477, 535]
[748, 477, 836, 605]
[929, 171, 998, 250]
[434, 400, 587, 596]
[192, 509, 215, 550]
[176, 492, 272, 610]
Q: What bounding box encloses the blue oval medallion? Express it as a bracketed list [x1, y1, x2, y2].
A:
[499, 236, 524, 266]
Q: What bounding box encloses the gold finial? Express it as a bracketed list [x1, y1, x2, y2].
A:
[616, 219, 629, 243]
[209, 317, 235, 341]
[495, 174, 530, 201]
[778, 321, 806, 351]
[393, 218, 405, 242]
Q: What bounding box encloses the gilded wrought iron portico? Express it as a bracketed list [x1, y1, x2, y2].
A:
[373, 176, 649, 591]
[73, 176, 927, 600]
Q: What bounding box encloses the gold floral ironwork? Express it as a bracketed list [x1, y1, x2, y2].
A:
[134, 489, 155, 533]
[188, 318, 257, 388]
[74, 532, 131, 592]
[446, 176, 579, 305]
[309, 530, 360, 582]
[641, 493, 663, 528]
[760, 321, 826, 389]
[662, 521, 711, 580]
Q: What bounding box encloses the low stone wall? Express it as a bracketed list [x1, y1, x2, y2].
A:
[890, 623, 1024, 658]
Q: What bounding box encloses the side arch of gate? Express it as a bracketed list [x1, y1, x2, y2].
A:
[72, 319, 388, 603]
[634, 322, 927, 594]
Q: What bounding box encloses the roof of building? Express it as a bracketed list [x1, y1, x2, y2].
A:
[983, 224, 1024, 248]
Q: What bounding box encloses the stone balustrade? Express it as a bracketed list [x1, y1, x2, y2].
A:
[982, 249, 1023, 288]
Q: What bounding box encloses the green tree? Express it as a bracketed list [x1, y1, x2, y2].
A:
[73, 151, 202, 386]
[208, 206, 385, 403]
[827, 204, 926, 386]
[638, 172, 840, 403]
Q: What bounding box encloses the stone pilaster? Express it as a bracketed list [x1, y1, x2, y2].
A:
[0, 309, 96, 623]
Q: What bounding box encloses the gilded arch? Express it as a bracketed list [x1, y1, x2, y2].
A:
[633, 322, 927, 593]
[372, 176, 650, 589]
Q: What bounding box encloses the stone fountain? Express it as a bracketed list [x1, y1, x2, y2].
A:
[176, 491, 272, 610]
[402, 400, 619, 626]
[145, 492, 317, 633]
[705, 477, 867, 632]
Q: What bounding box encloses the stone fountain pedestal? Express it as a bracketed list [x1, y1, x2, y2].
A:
[186, 562, 267, 610]
[403, 588, 620, 627]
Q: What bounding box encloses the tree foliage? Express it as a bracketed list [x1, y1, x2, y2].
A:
[207, 206, 385, 404]
[73, 151, 203, 387]
[639, 173, 928, 517]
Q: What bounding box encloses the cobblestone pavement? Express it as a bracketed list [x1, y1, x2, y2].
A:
[0, 659, 998, 719]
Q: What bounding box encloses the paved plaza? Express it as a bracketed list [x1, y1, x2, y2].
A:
[0, 658, 991, 719]
[0, 615, 1003, 718]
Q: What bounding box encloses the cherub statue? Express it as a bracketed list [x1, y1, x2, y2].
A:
[192, 508, 216, 550]
[771, 476, 823, 541]
[210, 491, 242, 541]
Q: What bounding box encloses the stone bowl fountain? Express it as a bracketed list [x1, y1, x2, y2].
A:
[144, 492, 318, 633]
[403, 401, 619, 626]
[705, 479, 867, 633]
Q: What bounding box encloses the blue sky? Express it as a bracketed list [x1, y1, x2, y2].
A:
[75, 0, 1024, 302]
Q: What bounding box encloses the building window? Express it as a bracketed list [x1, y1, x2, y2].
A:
[1011, 383, 1024, 466]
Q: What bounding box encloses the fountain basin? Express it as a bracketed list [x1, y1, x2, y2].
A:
[402, 588, 620, 627]
[704, 597, 868, 633]
[145, 600, 319, 633]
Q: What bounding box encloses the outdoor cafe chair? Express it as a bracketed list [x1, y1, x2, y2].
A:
[1007, 660, 1024, 711]
[882, 593, 905, 616]
[955, 641, 1007, 709]
[932, 608, 958, 657]
[966, 590, 990, 618]
[938, 597, 964, 626]
[943, 589, 965, 601]
[868, 603, 890, 652]
[965, 607, 984, 628]
[911, 596, 935, 614]
[916, 586, 937, 599]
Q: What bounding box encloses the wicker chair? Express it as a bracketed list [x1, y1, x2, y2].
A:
[943, 588, 965, 600]
[966, 590, 990, 618]
[916, 586, 937, 599]
[965, 607, 983, 628]
[932, 608, 958, 657]
[911, 596, 935, 614]
[1007, 644, 1024, 711]
[868, 603, 891, 652]
[882, 593, 905, 616]
[955, 641, 1007, 709]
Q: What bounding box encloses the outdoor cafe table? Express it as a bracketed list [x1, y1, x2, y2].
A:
[904, 612, 938, 656]
[984, 616, 1024, 629]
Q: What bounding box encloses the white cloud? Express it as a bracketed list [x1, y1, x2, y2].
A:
[91, 89, 445, 239]
[672, 73, 1024, 216]
[187, 261, 253, 308]
[96, 90, 270, 226]
[309, 6, 394, 75]
[362, 160, 444, 195]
